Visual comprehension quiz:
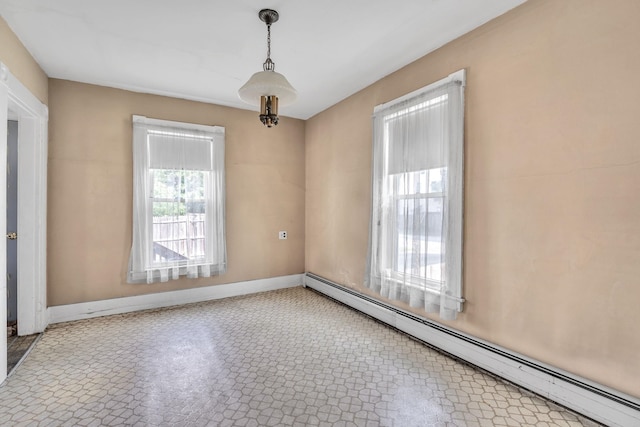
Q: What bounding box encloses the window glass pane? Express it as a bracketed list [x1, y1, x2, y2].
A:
[394, 197, 427, 276]
[428, 167, 445, 194]
[391, 168, 445, 283]
[394, 168, 445, 195]
[183, 170, 206, 215]
[152, 169, 181, 202]
[426, 196, 444, 282]
[151, 169, 207, 265]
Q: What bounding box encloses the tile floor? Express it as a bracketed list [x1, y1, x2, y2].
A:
[0, 287, 601, 426]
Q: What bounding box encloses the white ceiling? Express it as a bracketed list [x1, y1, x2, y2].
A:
[0, 0, 526, 119]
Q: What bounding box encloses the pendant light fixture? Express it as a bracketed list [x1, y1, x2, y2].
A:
[238, 9, 297, 128]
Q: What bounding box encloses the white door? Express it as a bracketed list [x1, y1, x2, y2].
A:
[6, 120, 17, 331]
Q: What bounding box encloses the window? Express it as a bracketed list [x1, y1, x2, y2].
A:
[128, 116, 226, 283]
[391, 167, 445, 284]
[365, 70, 465, 320]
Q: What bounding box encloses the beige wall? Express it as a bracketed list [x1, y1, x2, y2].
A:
[9, 0, 639, 400]
[48, 79, 305, 306]
[305, 0, 640, 398]
[0, 16, 48, 104]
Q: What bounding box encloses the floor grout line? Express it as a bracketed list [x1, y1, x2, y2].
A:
[0, 287, 602, 426]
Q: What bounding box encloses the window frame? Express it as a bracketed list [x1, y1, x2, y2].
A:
[147, 168, 210, 269]
[128, 115, 226, 284]
[367, 69, 465, 318]
[387, 168, 446, 290]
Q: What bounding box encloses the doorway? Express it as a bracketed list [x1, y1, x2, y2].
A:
[0, 61, 48, 382]
[5, 119, 39, 375]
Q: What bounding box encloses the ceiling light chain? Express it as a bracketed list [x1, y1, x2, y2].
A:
[264, 21, 274, 71]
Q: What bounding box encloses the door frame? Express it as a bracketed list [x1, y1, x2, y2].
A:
[0, 61, 48, 381]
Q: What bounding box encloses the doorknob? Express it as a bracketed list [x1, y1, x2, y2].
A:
[6, 232, 17, 240]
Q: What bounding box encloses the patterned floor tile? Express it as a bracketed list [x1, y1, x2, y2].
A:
[0, 287, 601, 426]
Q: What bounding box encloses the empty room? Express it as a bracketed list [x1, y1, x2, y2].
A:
[0, 0, 638, 425]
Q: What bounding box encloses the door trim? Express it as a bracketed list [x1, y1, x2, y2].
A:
[0, 62, 48, 382]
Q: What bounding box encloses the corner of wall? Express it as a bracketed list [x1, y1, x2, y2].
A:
[0, 15, 48, 105]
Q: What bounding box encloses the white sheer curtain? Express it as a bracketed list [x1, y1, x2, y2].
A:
[365, 70, 465, 320]
[128, 115, 226, 284]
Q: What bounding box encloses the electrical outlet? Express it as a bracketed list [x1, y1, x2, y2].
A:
[278, 231, 287, 240]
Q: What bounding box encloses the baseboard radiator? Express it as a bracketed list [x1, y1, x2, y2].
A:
[304, 272, 640, 427]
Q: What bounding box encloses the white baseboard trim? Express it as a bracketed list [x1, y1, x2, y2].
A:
[48, 274, 303, 324]
[304, 273, 640, 427]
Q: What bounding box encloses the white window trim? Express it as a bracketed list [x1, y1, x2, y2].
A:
[374, 69, 466, 113]
[132, 115, 223, 134]
[367, 69, 466, 319]
[129, 115, 226, 284]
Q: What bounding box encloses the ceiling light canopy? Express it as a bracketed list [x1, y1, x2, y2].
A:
[238, 9, 297, 128]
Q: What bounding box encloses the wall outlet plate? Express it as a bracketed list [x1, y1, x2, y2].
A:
[279, 231, 287, 240]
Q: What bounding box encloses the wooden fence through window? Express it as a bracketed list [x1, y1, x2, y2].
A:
[152, 214, 206, 262]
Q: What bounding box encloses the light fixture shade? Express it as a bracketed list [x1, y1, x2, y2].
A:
[238, 71, 297, 106]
